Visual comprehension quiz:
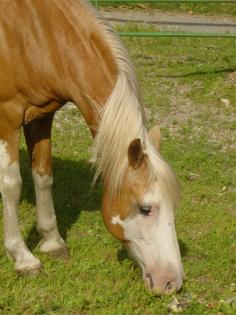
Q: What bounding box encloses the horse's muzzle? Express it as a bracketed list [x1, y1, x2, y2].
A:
[143, 269, 183, 295]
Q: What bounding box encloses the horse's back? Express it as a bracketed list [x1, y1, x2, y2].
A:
[0, 0, 117, 132]
[0, 0, 114, 105]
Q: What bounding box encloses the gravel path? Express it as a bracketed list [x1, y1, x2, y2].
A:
[101, 8, 236, 34]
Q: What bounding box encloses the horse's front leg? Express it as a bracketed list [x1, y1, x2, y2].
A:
[0, 122, 41, 274]
[23, 112, 68, 258]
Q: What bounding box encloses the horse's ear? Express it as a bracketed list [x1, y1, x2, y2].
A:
[128, 139, 144, 169]
[149, 125, 161, 151]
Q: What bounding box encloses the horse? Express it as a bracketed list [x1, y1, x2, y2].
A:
[0, 0, 183, 294]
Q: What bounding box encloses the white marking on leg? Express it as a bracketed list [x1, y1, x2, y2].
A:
[0, 141, 10, 190]
[33, 170, 65, 252]
[0, 144, 41, 271]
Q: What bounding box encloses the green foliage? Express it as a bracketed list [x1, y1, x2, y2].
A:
[0, 28, 235, 314]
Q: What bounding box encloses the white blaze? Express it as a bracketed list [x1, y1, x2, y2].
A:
[111, 184, 183, 286]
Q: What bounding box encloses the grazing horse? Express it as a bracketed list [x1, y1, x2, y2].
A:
[0, 0, 183, 294]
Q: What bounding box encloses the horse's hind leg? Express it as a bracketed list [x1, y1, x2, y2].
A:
[0, 123, 41, 274]
[23, 113, 68, 258]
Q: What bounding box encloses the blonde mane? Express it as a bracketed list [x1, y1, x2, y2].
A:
[86, 1, 180, 206]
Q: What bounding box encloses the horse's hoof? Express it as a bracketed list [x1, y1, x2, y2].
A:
[38, 238, 69, 259]
[39, 239, 70, 260]
[49, 246, 70, 260]
[15, 261, 42, 276]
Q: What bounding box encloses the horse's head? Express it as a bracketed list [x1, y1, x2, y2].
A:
[102, 125, 184, 294]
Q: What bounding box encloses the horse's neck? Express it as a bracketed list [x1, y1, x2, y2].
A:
[65, 26, 118, 135]
[50, 1, 119, 134]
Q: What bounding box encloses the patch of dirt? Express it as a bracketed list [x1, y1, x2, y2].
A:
[144, 80, 236, 152]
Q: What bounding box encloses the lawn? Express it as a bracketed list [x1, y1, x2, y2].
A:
[94, 0, 236, 16]
[0, 26, 235, 314]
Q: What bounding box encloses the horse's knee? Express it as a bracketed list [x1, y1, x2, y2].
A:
[4, 238, 23, 256]
[1, 162, 22, 198]
[32, 170, 53, 190]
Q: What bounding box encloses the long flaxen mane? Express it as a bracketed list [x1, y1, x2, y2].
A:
[85, 1, 180, 206]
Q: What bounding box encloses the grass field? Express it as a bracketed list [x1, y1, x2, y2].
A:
[0, 26, 236, 314]
[94, 0, 236, 16]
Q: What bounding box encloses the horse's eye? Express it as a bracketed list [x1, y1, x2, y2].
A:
[140, 205, 151, 216]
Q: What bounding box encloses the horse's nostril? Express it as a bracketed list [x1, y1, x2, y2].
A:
[165, 281, 175, 292]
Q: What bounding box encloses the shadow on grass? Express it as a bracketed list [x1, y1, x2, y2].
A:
[147, 67, 236, 78]
[178, 239, 188, 257]
[19, 149, 102, 250]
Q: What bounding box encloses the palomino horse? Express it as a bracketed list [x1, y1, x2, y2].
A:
[0, 0, 183, 294]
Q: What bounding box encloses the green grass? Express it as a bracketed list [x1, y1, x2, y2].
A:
[95, 0, 236, 16]
[0, 27, 236, 314]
